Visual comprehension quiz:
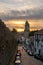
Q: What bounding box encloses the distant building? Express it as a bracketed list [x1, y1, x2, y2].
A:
[34, 29, 43, 57]
[24, 20, 30, 38]
[34, 29, 43, 48]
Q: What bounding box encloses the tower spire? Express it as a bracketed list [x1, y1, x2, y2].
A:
[24, 20, 30, 38]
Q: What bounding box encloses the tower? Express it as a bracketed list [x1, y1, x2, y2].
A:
[24, 20, 30, 38]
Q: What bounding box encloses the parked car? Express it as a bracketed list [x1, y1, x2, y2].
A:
[15, 60, 21, 65]
[16, 56, 21, 60]
[16, 53, 21, 57]
[27, 49, 33, 56]
[17, 49, 21, 54]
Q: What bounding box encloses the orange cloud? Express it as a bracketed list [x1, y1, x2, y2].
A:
[4, 19, 43, 32]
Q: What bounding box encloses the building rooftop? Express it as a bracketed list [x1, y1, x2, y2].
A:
[34, 29, 43, 35]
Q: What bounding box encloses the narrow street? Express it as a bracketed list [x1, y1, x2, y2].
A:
[18, 45, 43, 65]
[8, 44, 43, 65]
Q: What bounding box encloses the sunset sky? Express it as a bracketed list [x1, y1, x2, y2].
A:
[0, 0, 43, 32]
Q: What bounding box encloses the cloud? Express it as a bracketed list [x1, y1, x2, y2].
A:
[0, 0, 43, 10]
[0, 0, 43, 20]
[0, 8, 43, 20]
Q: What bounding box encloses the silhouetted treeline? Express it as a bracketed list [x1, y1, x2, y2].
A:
[0, 19, 18, 65]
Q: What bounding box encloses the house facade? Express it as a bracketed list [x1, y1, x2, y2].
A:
[34, 29, 43, 57]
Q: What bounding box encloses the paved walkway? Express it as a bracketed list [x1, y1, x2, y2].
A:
[21, 47, 43, 65]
